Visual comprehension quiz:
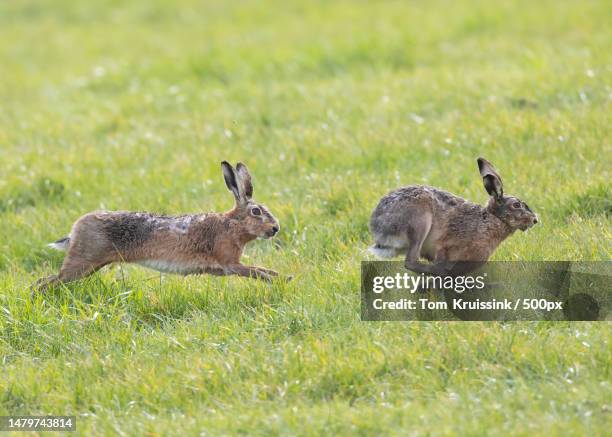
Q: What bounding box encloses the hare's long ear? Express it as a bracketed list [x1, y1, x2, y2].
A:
[235, 162, 253, 201]
[477, 157, 504, 201]
[221, 161, 241, 204]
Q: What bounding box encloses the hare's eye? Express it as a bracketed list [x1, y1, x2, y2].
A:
[512, 202, 521, 209]
[251, 207, 262, 216]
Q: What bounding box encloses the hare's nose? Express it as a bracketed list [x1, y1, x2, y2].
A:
[533, 217, 538, 224]
[271, 225, 279, 234]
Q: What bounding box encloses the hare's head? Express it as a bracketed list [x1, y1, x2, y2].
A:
[222, 161, 280, 239]
[478, 157, 538, 231]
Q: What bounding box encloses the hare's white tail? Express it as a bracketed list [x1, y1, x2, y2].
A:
[48, 236, 70, 251]
[368, 244, 398, 259]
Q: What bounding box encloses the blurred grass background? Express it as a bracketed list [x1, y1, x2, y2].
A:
[0, 0, 610, 435]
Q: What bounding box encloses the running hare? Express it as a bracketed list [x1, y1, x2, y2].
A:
[369, 158, 538, 275]
[34, 161, 286, 292]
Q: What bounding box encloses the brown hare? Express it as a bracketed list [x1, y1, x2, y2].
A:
[369, 157, 538, 275]
[33, 161, 287, 292]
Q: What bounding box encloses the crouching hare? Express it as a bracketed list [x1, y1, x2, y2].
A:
[370, 158, 538, 275]
[33, 161, 288, 292]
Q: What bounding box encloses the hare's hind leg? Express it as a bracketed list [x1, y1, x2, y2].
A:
[32, 213, 116, 294]
[31, 257, 107, 295]
[30, 275, 60, 294]
[405, 259, 454, 276]
[30, 257, 107, 294]
[57, 255, 108, 285]
[55, 215, 117, 286]
[32, 251, 109, 295]
[403, 213, 438, 275]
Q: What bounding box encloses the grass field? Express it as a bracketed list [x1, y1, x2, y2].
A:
[0, 0, 610, 435]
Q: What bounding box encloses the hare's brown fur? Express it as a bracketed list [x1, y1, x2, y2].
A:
[34, 162, 284, 292]
[370, 158, 538, 275]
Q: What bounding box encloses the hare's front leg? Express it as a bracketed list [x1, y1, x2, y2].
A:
[226, 264, 292, 281]
[252, 266, 280, 276]
[227, 264, 276, 281]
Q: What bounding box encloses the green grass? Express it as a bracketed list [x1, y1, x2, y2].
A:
[0, 0, 610, 434]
